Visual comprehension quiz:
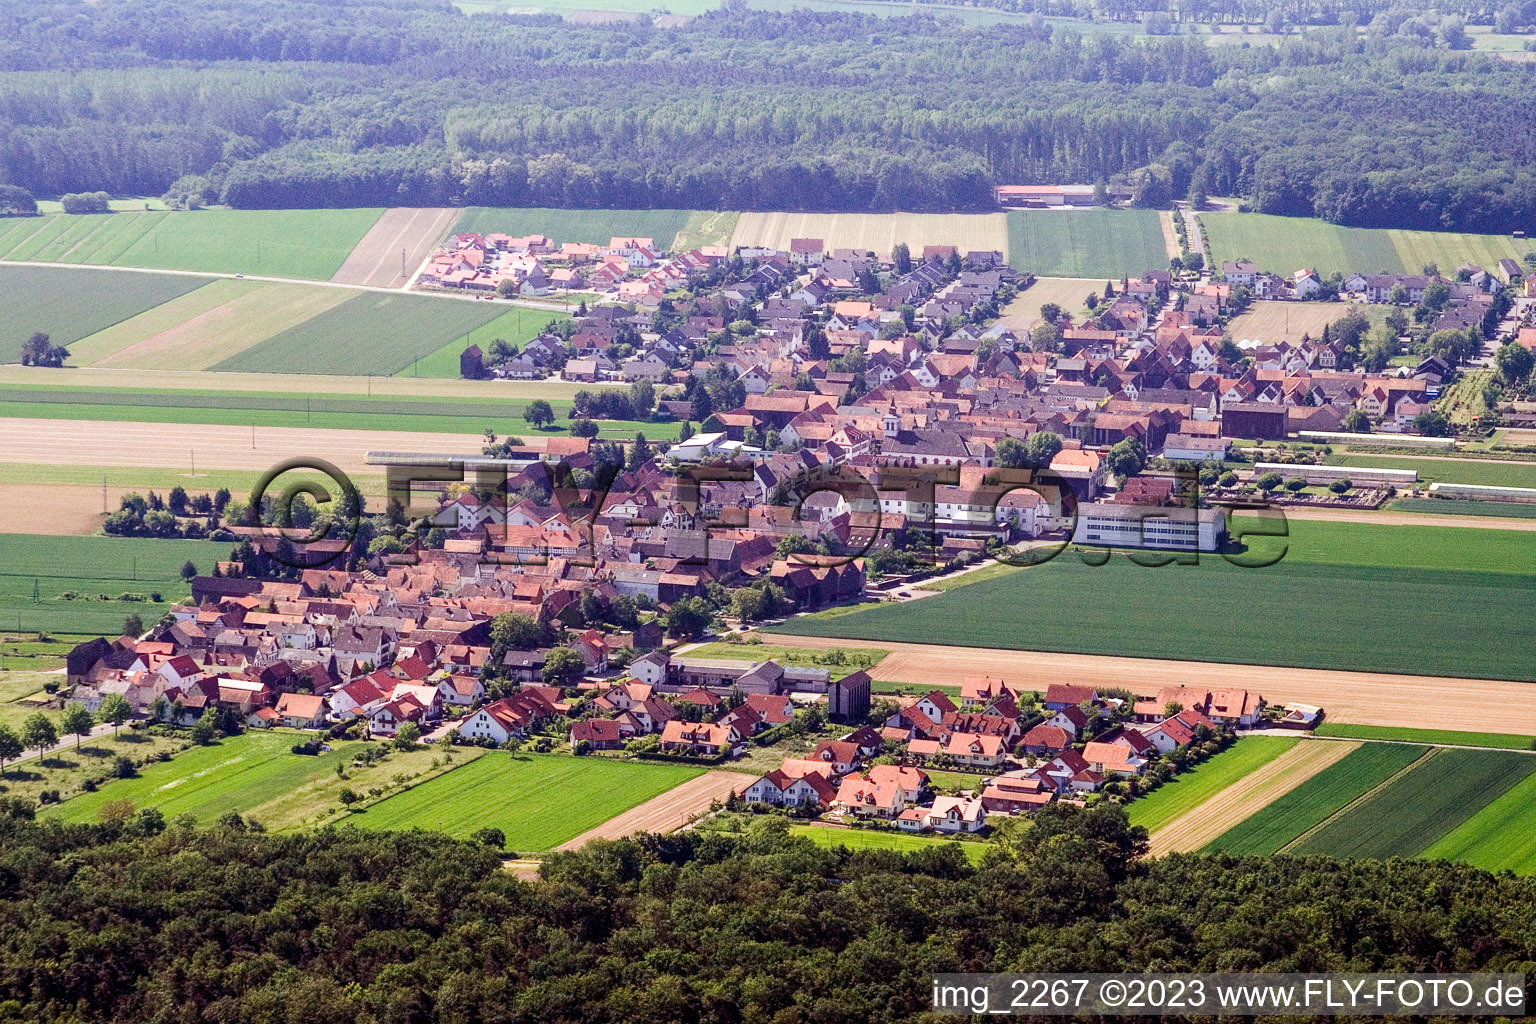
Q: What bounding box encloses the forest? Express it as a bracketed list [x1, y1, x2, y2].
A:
[1, 0, 1535, 229]
[0, 802, 1532, 1023]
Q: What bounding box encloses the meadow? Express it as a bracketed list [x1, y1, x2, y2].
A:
[732, 211, 1008, 257]
[998, 277, 1098, 332]
[0, 209, 385, 280]
[680, 641, 888, 678]
[0, 534, 222, 635]
[1390, 497, 1536, 520]
[1330, 454, 1536, 490]
[0, 266, 204, 363]
[1005, 209, 1168, 279]
[1227, 301, 1385, 346]
[404, 306, 573, 378]
[212, 292, 511, 375]
[1203, 743, 1427, 856]
[1291, 749, 1536, 859]
[1200, 211, 1535, 278]
[788, 824, 991, 863]
[1422, 771, 1536, 874]
[1313, 724, 1534, 749]
[350, 751, 701, 848]
[451, 207, 710, 249]
[1125, 737, 1297, 833]
[769, 520, 1536, 681]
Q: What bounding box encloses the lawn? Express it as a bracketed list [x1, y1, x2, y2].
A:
[1292, 748, 1536, 859]
[0, 265, 205, 363]
[349, 751, 701, 848]
[923, 769, 987, 792]
[212, 292, 510, 375]
[1125, 737, 1298, 833]
[1330, 454, 1536, 490]
[1422, 771, 1536, 874]
[1227, 301, 1385, 346]
[769, 520, 1536, 681]
[0, 534, 222, 635]
[1006, 209, 1168, 279]
[403, 306, 573, 379]
[1314, 724, 1535, 750]
[1201, 210, 1535, 278]
[789, 824, 991, 863]
[452, 207, 704, 250]
[998, 277, 1098, 331]
[1203, 743, 1427, 856]
[732, 211, 1008, 258]
[683, 641, 887, 678]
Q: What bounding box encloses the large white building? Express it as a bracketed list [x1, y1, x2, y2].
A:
[1071, 502, 1226, 552]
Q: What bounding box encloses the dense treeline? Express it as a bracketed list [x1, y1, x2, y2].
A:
[0, 0, 1534, 227]
[0, 803, 1532, 1022]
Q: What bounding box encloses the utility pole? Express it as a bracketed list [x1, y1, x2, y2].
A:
[401, 248, 408, 279]
[102, 476, 107, 514]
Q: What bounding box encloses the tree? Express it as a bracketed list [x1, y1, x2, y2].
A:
[1104, 438, 1146, 481]
[179, 559, 198, 582]
[21, 712, 56, 758]
[490, 612, 540, 655]
[1284, 477, 1306, 492]
[339, 788, 360, 806]
[570, 418, 600, 438]
[1342, 409, 1372, 433]
[1495, 341, 1533, 385]
[96, 693, 133, 738]
[627, 433, 652, 470]
[59, 701, 92, 749]
[1039, 303, 1064, 324]
[1029, 321, 1063, 353]
[1255, 472, 1282, 492]
[523, 399, 555, 429]
[664, 596, 712, 639]
[1023, 431, 1063, 468]
[473, 827, 506, 848]
[1163, 701, 1183, 717]
[122, 614, 144, 637]
[1219, 471, 1237, 488]
[1414, 409, 1452, 436]
[393, 721, 421, 750]
[1328, 478, 1352, 494]
[993, 437, 1027, 469]
[20, 332, 67, 367]
[0, 724, 20, 777]
[1182, 251, 1204, 273]
[191, 709, 218, 745]
[542, 646, 586, 685]
[892, 242, 912, 274]
[629, 379, 655, 419]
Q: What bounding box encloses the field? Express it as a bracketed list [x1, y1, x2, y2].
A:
[0, 266, 205, 363]
[1329, 454, 1536, 490]
[1203, 743, 1428, 856]
[1006, 209, 1168, 278]
[451, 207, 711, 249]
[789, 825, 991, 863]
[1390, 498, 1536, 520]
[679, 641, 888, 678]
[1314, 724, 1535, 750]
[332, 207, 460, 287]
[732, 211, 1008, 257]
[212, 292, 511, 375]
[404, 306, 573, 378]
[1291, 749, 1536, 859]
[1422, 772, 1536, 873]
[350, 751, 702, 848]
[1227, 301, 1385, 346]
[1201, 211, 1535, 277]
[997, 277, 1098, 332]
[1125, 737, 1298, 833]
[769, 519, 1536, 681]
[0, 209, 385, 280]
[0, 534, 222, 635]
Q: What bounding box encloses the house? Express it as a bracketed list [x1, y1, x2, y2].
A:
[942, 732, 1007, 769]
[1082, 739, 1148, 777]
[443, 674, 485, 707]
[834, 764, 927, 818]
[273, 692, 328, 729]
[958, 676, 1012, 709]
[1043, 684, 1096, 711]
[925, 795, 987, 833]
[570, 718, 624, 750]
[1019, 723, 1071, 756]
[369, 694, 426, 736]
[660, 720, 737, 756]
[810, 738, 863, 775]
[979, 772, 1054, 815]
[744, 767, 836, 808]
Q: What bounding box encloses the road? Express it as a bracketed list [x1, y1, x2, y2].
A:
[7, 722, 118, 769]
[758, 633, 1536, 734]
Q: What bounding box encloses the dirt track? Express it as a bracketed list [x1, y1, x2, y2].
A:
[1149, 740, 1359, 856]
[554, 771, 755, 851]
[763, 634, 1536, 734]
[332, 208, 459, 288]
[1281, 506, 1536, 532]
[0, 365, 624, 399]
[0, 417, 491, 477]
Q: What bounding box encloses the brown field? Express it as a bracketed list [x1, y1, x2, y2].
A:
[1157, 210, 1181, 260]
[0, 484, 120, 534]
[553, 770, 755, 850]
[66, 280, 249, 365]
[0, 365, 626, 399]
[731, 211, 1008, 257]
[1285, 506, 1536, 533]
[1148, 739, 1360, 855]
[0, 417, 495, 477]
[1227, 301, 1376, 346]
[997, 277, 1098, 332]
[760, 634, 1536, 734]
[333, 207, 459, 288]
[96, 281, 353, 370]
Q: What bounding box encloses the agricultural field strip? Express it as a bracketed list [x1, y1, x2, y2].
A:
[1148, 739, 1359, 856]
[1276, 746, 1435, 853]
[332, 207, 461, 289]
[1422, 771, 1536, 874]
[1126, 737, 1299, 833]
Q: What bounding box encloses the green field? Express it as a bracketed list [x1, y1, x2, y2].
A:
[404, 306, 572, 379]
[1314, 724, 1534, 750]
[212, 292, 512, 375]
[0, 382, 681, 439]
[350, 751, 701, 848]
[451, 207, 707, 250]
[680, 641, 887, 678]
[0, 534, 223, 635]
[0, 265, 205, 363]
[0, 209, 385, 280]
[769, 520, 1536, 681]
[1204, 743, 1427, 856]
[1422, 771, 1536, 874]
[1006, 209, 1168, 279]
[1330, 454, 1536, 490]
[1126, 737, 1298, 832]
[1201, 211, 1535, 278]
[789, 824, 991, 863]
[1292, 749, 1536, 859]
[47, 731, 357, 825]
[1389, 498, 1536, 520]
